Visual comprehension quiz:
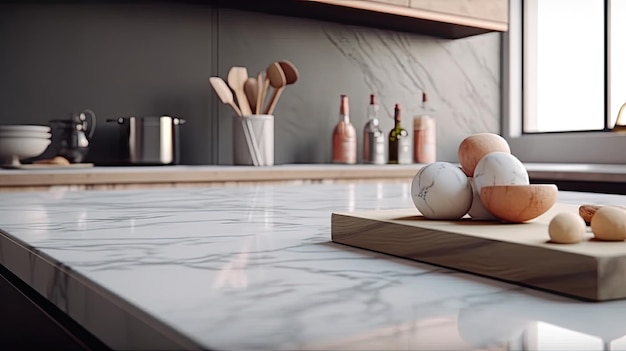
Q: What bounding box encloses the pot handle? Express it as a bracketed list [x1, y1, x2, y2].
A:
[106, 118, 125, 124]
[80, 109, 97, 139]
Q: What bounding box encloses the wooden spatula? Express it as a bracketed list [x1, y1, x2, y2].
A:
[208, 76, 241, 117]
[209, 76, 261, 166]
[227, 66, 252, 116]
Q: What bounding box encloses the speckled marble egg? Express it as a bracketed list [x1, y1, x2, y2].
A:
[473, 152, 529, 194]
[411, 162, 472, 220]
[467, 177, 498, 220]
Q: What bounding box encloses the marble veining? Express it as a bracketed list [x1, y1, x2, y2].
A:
[2, 184, 626, 350]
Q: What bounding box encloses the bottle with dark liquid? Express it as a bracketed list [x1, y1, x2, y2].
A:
[332, 94, 357, 164]
[388, 103, 411, 164]
[362, 94, 386, 164]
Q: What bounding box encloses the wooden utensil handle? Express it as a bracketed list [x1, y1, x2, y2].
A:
[265, 86, 285, 115]
[256, 72, 264, 114]
[234, 90, 252, 116]
[229, 102, 242, 117]
[244, 78, 257, 114]
[260, 78, 270, 114]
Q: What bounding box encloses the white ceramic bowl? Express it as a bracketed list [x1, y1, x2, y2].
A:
[0, 137, 51, 166]
[0, 131, 52, 139]
[0, 125, 51, 133]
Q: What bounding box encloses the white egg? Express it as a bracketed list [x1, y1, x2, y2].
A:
[549, 212, 586, 244]
[411, 162, 472, 219]
[473, 152, 529, 194]
[467, 177, 498, 220]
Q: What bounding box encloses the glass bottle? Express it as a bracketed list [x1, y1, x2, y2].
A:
[363, 94, 386, 164]
[388, 103, 411, 164]
[332, 94, 357, 164]
[413, 92, 437, 163]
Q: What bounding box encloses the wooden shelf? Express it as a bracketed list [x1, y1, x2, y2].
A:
[2, 163, 625, 193]
[0, 164, 423, 191]
[308, 0, 507, 35]
[208, 0, 508, 39]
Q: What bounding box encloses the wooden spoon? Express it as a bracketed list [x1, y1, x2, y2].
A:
[208, 76, 241, 117]
[227, 66, 252, 116]
[281, 60, 299, 83]
[244, 77, 258, 114]
[263, 62, 287, 115]
[260, 70, 271, 114]
[266, 60, 299, 114]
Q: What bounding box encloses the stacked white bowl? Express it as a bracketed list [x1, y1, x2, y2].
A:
[0, 125, 52, 167]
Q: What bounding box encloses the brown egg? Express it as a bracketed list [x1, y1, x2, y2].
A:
[590, 206, 626, 241]
[480, 184, 558, 223]
[458, 133, 511, 176]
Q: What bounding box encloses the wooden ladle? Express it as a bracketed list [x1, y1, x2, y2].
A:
[227, 66, 252, 116]
[262, 62, 286, 115]
[208, 76, 241, 117]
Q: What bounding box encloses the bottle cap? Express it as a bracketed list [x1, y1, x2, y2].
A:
[394, 103, 401, 121]
[340, 94, 349, 115]
[370, 94, 376, 105]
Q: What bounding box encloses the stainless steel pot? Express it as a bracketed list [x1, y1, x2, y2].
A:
[107, 116, 185, 165]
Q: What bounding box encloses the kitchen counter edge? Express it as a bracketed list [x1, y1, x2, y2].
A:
[0, 163, 625, 190]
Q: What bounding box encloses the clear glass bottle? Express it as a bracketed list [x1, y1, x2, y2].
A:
[388, 103, 411, 164]
[332, 94, 357, 164]
[363, 94, 386, 164]
[413, 92, 437, 163]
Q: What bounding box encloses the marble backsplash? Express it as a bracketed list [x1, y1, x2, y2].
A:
[0, 3, 501, 165]
[217, 9, 501, 164]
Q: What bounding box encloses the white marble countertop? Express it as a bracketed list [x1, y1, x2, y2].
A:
[2, 183, 626, 350]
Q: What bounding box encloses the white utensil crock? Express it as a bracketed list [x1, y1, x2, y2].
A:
[232, 114, 274, 166]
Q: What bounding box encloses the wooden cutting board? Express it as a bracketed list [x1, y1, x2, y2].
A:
[331, 203, 626, 301]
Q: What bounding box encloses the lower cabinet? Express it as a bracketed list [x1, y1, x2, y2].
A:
[0, 266, 108, 350]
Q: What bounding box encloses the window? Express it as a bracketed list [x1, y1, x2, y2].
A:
[611, 0, 626, 128]
[503, 0, 626, 164]
[524, 0, 604, 132]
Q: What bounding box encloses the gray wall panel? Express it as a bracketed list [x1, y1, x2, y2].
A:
[0, 3, 214, 165]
